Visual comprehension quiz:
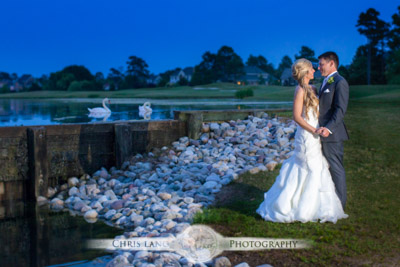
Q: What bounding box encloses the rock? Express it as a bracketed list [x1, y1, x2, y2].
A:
[98, 195, 108, 203]
[86, 184, 98, 196]
[234, 263, 250, 267]
[213, 256, 231, 267]
[115, 216, 127, 225]
[163, 220, 177, 230]
[111, 200, 125, 210]
[161, 211, 181, 220]
[84, 210, 98, 220]
[278, 137, 289, 147]
[142, 217, 155, 226]
[68, 187, 79, 196]
[81, 205, 91, 213]
[104, 190, 117, 200]
[50, 198, 64, 210]
[90, 201, 103, 211]
[36, 196, 48, 205]
[266, 161, 278, 171]
[50, 197, 64, 206]
[68, 177, 80, 187]
[99, 169, 109, 179]
[158, 192, 172, 200]
[210, 123, 220, 131]
[112, 213, 123, 221]
[283, 127, 294, 134]
[183, 197, 194, 204]
[189, 139, 200, 147]
[206, 173, 220, 182]
[249, 167, 260, 174]
[73, 201, 86, 211]
[135, 250, 149, 259]
[258, 139, 269, 147]
[256, 265, 273, 267]
[60, 183, 68, 191]
[200, 133, 209, 144]
[202, 124, 210, 133]
[203, 181, 218, 189]
[47, 187, 57, 198]
[106, 255, 129, 267]
[237, 125, 246, 132]
[130, 214, 144, 226]
[104, 209, 117, 220]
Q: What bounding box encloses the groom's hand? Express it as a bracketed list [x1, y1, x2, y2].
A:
[319, 127, 330, 137]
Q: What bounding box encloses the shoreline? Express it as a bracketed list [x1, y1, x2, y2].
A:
[0, 97, 293, 105]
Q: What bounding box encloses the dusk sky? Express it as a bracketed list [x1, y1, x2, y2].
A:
[1, 0, 398, 77]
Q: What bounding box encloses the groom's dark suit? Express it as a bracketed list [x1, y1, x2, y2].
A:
[318, 72, 349, 209]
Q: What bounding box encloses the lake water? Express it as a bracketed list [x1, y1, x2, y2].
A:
[0, 200, 123, 267]
[0, 98, 292, 127]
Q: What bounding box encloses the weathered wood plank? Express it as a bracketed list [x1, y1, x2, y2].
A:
[27, 127, 49, 200]
[115, 123, 133, 168]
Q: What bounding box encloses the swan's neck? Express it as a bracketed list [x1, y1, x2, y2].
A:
[102, 99, 110, 112]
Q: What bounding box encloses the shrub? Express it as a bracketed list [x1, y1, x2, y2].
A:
[235, 88, 254, 99]
[388, 75, 400, 85]
[67, 80, 100, 91]
[0, 84, 9, 94]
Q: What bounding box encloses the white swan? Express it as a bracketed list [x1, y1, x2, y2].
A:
[139, 102, 152, 120]
[88, 98, 111, 115]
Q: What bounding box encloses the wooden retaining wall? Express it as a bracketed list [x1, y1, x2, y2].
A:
[0, 120, 186, 204]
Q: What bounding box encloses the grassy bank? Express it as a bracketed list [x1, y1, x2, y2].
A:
[1, 83, 400, 103]
[193, 86, 400, 266]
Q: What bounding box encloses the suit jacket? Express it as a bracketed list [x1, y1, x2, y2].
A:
[318, 72, 349, 142]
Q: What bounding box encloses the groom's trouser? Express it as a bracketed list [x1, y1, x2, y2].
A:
[321, 141, 347, 209]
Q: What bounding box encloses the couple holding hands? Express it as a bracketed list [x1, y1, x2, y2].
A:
[257, 51, 349, 224]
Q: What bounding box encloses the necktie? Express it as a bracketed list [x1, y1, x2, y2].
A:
[320, 77, 328, 94]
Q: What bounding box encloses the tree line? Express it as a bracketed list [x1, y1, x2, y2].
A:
[0, 6, 399, 93]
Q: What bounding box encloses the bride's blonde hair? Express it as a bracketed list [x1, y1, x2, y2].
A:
[292, 58, 319, 120]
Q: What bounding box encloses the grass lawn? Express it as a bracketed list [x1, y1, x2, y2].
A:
[193, 85, 400, 266]
[0, 83, 297, 101]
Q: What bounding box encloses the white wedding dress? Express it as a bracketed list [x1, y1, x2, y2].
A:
[256, 108, 348, 223]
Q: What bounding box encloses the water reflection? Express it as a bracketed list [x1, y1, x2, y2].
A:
[0, 201, 123, 267]
[0, 99, 292, 127]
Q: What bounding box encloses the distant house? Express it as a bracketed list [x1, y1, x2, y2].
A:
[169, 67, 194, 84]
[18, 74, 35, 88]
[238, 66, 272, 85]
[280, 66, 322, 86]
[280, 68, 296, 86]
[146, 74, 162, 86]
[9, 82, 23, 92]
[103, 83, 111, 91]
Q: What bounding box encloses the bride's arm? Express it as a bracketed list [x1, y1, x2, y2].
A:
[293, 86, 317, 134]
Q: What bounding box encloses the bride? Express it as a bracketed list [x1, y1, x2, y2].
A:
[256, 58, 348, 223]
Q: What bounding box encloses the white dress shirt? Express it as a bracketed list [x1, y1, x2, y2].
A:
[321, 71, 338, 90]
[321, 71, 337, 135]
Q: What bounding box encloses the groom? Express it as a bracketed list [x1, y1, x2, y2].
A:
[316, 51, 349, 210]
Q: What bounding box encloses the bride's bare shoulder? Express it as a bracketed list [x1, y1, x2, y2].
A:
[294, 85, 305, 95]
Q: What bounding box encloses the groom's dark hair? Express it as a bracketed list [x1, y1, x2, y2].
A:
[318, 52, 339, 69]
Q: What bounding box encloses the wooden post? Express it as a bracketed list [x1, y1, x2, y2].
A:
[27, 127, 48, 201]
[187, 112, 203, 140]
[115, 123, 133, 168]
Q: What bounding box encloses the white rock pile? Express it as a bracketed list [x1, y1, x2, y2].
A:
[45, 112, 296, 267]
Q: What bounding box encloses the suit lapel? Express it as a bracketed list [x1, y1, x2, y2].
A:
[319, 72, 339, 98]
